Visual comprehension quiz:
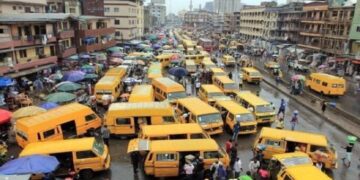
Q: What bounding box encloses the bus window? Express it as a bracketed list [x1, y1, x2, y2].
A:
[169, 134, 187, 140]
[157, 153, 177, 161]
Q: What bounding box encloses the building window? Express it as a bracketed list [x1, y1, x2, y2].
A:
[13, 6, 16, 10]
[69, 8, 76, 13]
[114, 19, 120, 25]
[35, 7, 40, 13]
[115, 31, 120, 36]
[114, 8, 119, 12]
[0, 29, 4, 34]
[19, 50, 27, 58]
[357, 26, 360, 32]
[18, 6, 22, 10]
[129, 20, 131, 25]
[105, 7, 110, 12]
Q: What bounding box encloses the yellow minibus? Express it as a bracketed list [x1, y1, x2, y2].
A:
[94, 76, 121, 102]
[234, 91, 275, 124]
[210, 68, 227, 77]
[306, 73, 346, 96]
[128, 138, 229, 178]
[184, 54, 205, 64]
[200, 59, 217, 70]
[242, 67, 262, 84]
[147, 62, 163, 80]
[213, 76, 237, 95]
[214, 100, 257, 135]
[277, 165, 332, 180]
[15, 103, 101, 148]
[254, 127, 337, 169]
[174, 97, 223, 135]
[222, 55, 236, 66]
[152, 77, 186, 103]
[139, 123, 209, 140]
[20, 137, 110, 179]
[198, 84, 227, 105]
[156, 53, 174, 67]
[105, 101, 176, 136]
[128, 85, 154, 103]
[184, 60, 197, 73]
[105, 67, 127, 78]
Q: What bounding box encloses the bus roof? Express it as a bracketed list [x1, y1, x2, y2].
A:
[129, 85, 153, 102]
[176, 97, 219, 116]
[17, 103, 91, 128]
[234, 91, 269, 106]
[272, 152, 313, 167]
[201, 85, 223, 93]
[152, 77, 185, 92]
[20, 138, 96, 156]
[105, 67, 126, 77]
[215, 100, 251, 114]
[156, 53, 174, 59]
[210, 68, 225, 73]
[95, 76, 120, 86]
[310, 73, 345, 83]
[108, 101, 173, 116]
[242, 67, 260, 73]
[148, 63, 162, 79]
[185, 60, 196, 65]
[223, 55, 233, 58]
[142, 123, 204, 136]
[259, 127, 328, 146]
[150, 139, 219, 152]
[214, 76, 235, 84]
[285, 165, 331, 180]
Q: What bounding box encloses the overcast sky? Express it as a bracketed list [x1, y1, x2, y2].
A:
[144, 0, 287, 14]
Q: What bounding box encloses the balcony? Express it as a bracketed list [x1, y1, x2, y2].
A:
[300, 31, 322, 37]
[0, 56, 58, 76]
[78, 27, 115, 37]
[78, 39, 116, 53]
[57, 30, 75, 39]
[12, 35, 57, 47]
[59, 47, 77, 58]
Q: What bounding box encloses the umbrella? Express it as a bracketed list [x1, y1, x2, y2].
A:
[152, 44, 161, 49]
[62, 71, 85, 82]
[0, 109, 11, 125]
[84, 74, 99, 80]
[13, 106, 46, 119]
[111, 52, 126, 58]
[110, 57, 123, 64]
[81, 65, 95, 73]
[107, 46, 123, 53]
[39, 102, 58, 110]
[67, 55, 79, 61]
[143, 47, 153, 52]
[168, 67, 188, 78]
[45, 92, 76, 103]
[80, 54, 91, 59]
[56, 82, 82, 92]
[291, 74, 306, 81]
[0, 77, 13, 88]
[0, 155, 59, 175]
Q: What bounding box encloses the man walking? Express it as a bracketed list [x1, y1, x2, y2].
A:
[290, 110, 299, 131]
[321, 101, 327, 114]
[101, 125, 110, 147]
[342, 142, 354, 167]
[232, 122, 241, 141]
[277, 99, 286, 116]
[233, 157, 243, 178]
[248, 158, 260, 178]
[130, 151, 139, 174]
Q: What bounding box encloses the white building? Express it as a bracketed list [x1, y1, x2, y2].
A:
[214, 0, 242, 13]
[148, 2, 166, 26]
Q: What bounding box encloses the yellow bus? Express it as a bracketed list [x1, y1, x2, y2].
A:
[94, 76, 122, 102]
[234, 91, 275, 124]
[254, 127, 337, 169]
[198, 84, 227, 105]
[200, 59, 217, 70]
[105, 101, 176, 136]
[128, 85, 154, 103]
[128, 138, 229, 178]
[306, 73, 346, 96]
[20, 137, 110, 179]
[269, 152, 314, 177]
[213, 76, 237, 95]
[214, 100, 257, 135]
[277, 165, 332, 180]
[184, 60, 197, 73]
[15, 103, 101, 148]
[139, 123, 210, 140]
[184, 54, 205, 64]
[222, 55, 236, 66]
[152, 77, 186, 103]
[174, 97, 223, 135]
[242, 67, 262, 84]
[210, 68, 227, 77]
[105, 67, 127, 78]
[155, 53, 174, 67]
[147, 62, 163, 80]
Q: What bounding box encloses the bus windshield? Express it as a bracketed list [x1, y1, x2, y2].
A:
[167, 91, 187, 100]
[250, 72, 261, 76]
[93, 137, 105, 156]
[198, 113, 222, 124]
[235, 113, 255, 122]
[224, 83, 236, 90]
[255, 105, 273, 113]
[208, 92, 225, 98]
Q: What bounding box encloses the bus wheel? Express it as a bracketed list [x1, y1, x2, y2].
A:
[80, 169, 94, 179]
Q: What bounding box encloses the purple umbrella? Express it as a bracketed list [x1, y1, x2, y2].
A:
[61, 71, 85, 82]
[39, 102, 59, 110]
[0, 155, 59, 175]
[80, 54, 91, 59]
[111, 52, 126, 58]
[152, 44, 161, 49]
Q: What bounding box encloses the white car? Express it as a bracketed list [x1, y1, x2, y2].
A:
[289, 60, 309, 72]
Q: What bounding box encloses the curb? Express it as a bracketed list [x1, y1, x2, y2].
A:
[261, 77, 360, 137]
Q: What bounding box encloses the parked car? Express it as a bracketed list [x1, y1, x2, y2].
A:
[289, 60, 310, 72]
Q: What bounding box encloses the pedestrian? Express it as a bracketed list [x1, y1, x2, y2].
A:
[230, 143, 238, 169]
[277, 99, 286, 116]
[130, 151, 139, 174]
[233, 157, 243, 178]
[217, 164, 227, 180]
[290, 110, 299, 131]
[248, 158, 260, 178]
[210, 159, 222, 180]
[101, 125, 110, 147]
[232, 121, 240, 141]
[239, 171, 253, 180]
[321, 101, 327, 114]
[258, 166, 270, 180]
[229, 72, 233, 80]
[315, 161, 323, 171]
[275, 75, 280, 86]
[195, 79, 201, 95]
[183, 160, 194, 180]
[275, 114, 284, 129]
[194, 156, 205, 180]
[225, 139, 233, 154]
[342, 142, 354, 167]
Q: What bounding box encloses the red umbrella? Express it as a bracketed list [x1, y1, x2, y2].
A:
[0, 109, 11, 125]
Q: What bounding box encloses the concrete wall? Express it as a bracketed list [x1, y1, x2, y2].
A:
[0, 3, 46, 13]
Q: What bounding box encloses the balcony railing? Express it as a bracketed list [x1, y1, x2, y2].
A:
[78, 39, 116, 53]
[58, 47, 77, 58]
[0, 56, 58, 76]
[78, 27, 115, 37]
[57, 30, 75, 39]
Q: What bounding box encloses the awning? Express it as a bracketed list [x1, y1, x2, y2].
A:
[336, 58, 349, 62]
[352, 60, 360, 64]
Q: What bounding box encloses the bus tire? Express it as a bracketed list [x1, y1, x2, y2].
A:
[80, 169, 94, 179]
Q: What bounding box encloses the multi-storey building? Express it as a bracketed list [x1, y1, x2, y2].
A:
[0, 13, 115, 77]
[239, 7, 266, 40]
[212, 13, 224, 33]
[137, 0, 144, 38]
[46, 0, 81, 15]
[233, 11, 241, 34]
[224, 13, 235, 34]
[184, 10, 212, 29]
[214, 0, 242, 14]
[0, 0, 47, 14]
[104, 0, 143, 41]
[349, 0, 360, 56]
[148, 2, 166, 26]
[277, 2, 303, 43]
[81, 0, 104, 16]
[204, 1, 214, 12]
[298, 2, 354, 55]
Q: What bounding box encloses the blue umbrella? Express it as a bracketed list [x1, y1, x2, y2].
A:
[80, 54, 91, 59]
[152, 44, 161, 49]
[0, 77, 13, 88]
[0, 155, 59, 175]
[168, 67, 188, 78]
[62, 71, 85, 82]
[39, 102, 59, 110]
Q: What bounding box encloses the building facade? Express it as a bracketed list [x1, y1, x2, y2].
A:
[349, 0, 360, 55]
[277, 2, 303, 43]
[184, 10, 212, 29]
[204, 1, 214, 12]
[0, 0, 46, 14]
[148, 2, 166, 26]
[214, 0, 242, 13]
[298, 2, 354, 55]
[46, 0, 81, 15]
[81, 0, 104, 16]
